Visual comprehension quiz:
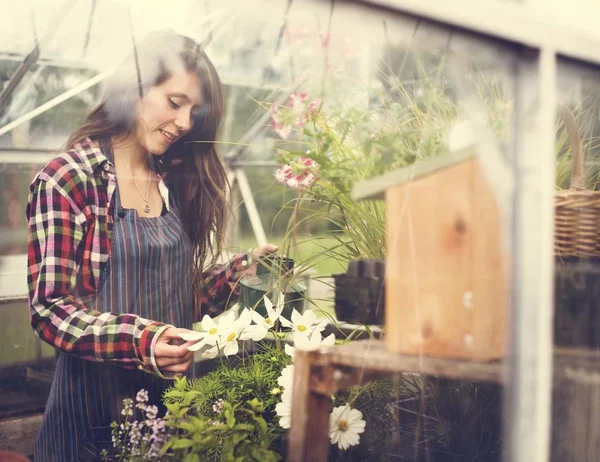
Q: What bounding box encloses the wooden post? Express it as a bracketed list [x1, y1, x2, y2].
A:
[288, 349, 331, 462]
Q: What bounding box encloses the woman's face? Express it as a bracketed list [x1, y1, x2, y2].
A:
[135, 71, 203, 155]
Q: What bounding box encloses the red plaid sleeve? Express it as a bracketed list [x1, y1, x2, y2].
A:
[26, 169, 165, 373]
[198, 253, 246, 317]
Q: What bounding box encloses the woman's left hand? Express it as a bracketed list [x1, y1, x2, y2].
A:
[231, 243, 279, 281]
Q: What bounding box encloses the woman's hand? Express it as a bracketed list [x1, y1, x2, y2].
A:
[154, 327, 197, 375]
[231, 243, 279, 281]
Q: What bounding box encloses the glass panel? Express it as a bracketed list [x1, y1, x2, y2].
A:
[0, 159, 56, 422]
[552, 58, 600, 462]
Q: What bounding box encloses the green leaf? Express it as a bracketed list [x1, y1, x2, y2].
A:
[183, 454, 201, 462]
[233, 423, 254, 432]
[251, 447, 279, 462]
[248, 398, 263, 413]
[231, 432, 248, 445]
[197, 435, 218, 448]
[254, 416, 269, 441]
[159, 439, 173, 455]
[166, 390, 186, 399]
[221, 440, 235, 462]
[175, 376, 188, 390]
[165, 402, 181, 414]
[224, 408, 235, 428]
[171, 438, 194, 449]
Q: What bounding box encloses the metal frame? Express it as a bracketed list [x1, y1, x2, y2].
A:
[351, 0, 600, 65]
[505, 47, 557, 462]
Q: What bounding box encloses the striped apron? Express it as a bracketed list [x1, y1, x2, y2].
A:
[34, 178, 193, 461]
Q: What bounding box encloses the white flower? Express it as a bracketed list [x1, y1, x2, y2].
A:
[284, 343, 296, 359]
[277, 364, 294, 391]
[275, 389, 293, 429]
[299, 172, 317, 188]
[274, 165, 292, 184]
[135, 389, 149, 404]
[329, 405, 366, 450]
[280, 309, 326, 338]
[296, 331, 335, 350]
[201, 345, 220, 359]
[215, 309, 253, 357]
[286, 331, 335, 359]
[181, 311, 236, 351]
[286, 177, 299, 188]
[243, 293, 285, 341]
[212, 399, 224, 414]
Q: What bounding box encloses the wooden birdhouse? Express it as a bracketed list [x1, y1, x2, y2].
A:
[352, 148, 509, 361]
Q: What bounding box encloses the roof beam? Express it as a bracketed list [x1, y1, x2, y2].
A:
[351, 0, 600, 65]
[0, 0, 75, 111]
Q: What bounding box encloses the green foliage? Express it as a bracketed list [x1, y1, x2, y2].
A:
[162, 344, 290, 459]
[164, 344, 289, 416]
[331, 378, 398, 462]
[161, 398, 280, 462]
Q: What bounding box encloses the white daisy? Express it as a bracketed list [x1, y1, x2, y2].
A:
[285, 331, 335, 360]
[216, 309, 253, 357]
[199, 309, 252, 358]
[329, 405, 366, 450]
[280, 309, 326, 338]
[181, 311, 236, 351]
[242, 293, 285, 342]
[275, 389, 293, 429]
[277, 364, 294, 391]
[284, 343, 296, 359]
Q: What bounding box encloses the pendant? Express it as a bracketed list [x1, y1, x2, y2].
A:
[144, 203, 151, 213]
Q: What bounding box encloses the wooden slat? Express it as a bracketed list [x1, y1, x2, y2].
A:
[288, 350, 331, 462]
[307, 341, 600, 385]
[316, 340, 504, 383]
[352, 147, 476, 201]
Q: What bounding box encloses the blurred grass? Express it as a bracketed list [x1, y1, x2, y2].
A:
[234, 232, 348, 276]
[233, 233, 341, 318]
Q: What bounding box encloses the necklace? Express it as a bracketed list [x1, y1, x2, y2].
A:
[116, 153, 152, 213]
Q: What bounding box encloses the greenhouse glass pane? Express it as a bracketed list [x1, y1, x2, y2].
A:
[551, 57, 600, 462]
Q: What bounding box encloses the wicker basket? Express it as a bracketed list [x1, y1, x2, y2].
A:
[555, 104, 600, 258]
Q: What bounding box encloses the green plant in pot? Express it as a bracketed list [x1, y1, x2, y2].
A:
[238, 255, 306, 321]
[333, 259, 385, 326]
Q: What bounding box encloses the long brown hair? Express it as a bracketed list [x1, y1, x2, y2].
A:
[67, 31, 228, 299]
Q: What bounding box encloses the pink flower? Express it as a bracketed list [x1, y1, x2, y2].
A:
[275, 157, 320, 190]
[289, 93, 307, 113]
[271, 107, 292, 139]
[274, 124, 292, 140]
[299, 172, 317, 188]
[307, 99, 322, 120]
[270, 93, 317, 139]
[302, 157, 316, 168]
[275, 165, 293, 184]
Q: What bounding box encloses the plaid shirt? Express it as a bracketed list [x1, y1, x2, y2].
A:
[26, 137, 244, 376]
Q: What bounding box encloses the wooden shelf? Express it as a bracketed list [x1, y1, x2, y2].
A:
[286, 339, 600, 461]
[314, 339, 504, 383]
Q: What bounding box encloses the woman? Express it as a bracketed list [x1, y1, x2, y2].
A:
[25, 31, 276, 461]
